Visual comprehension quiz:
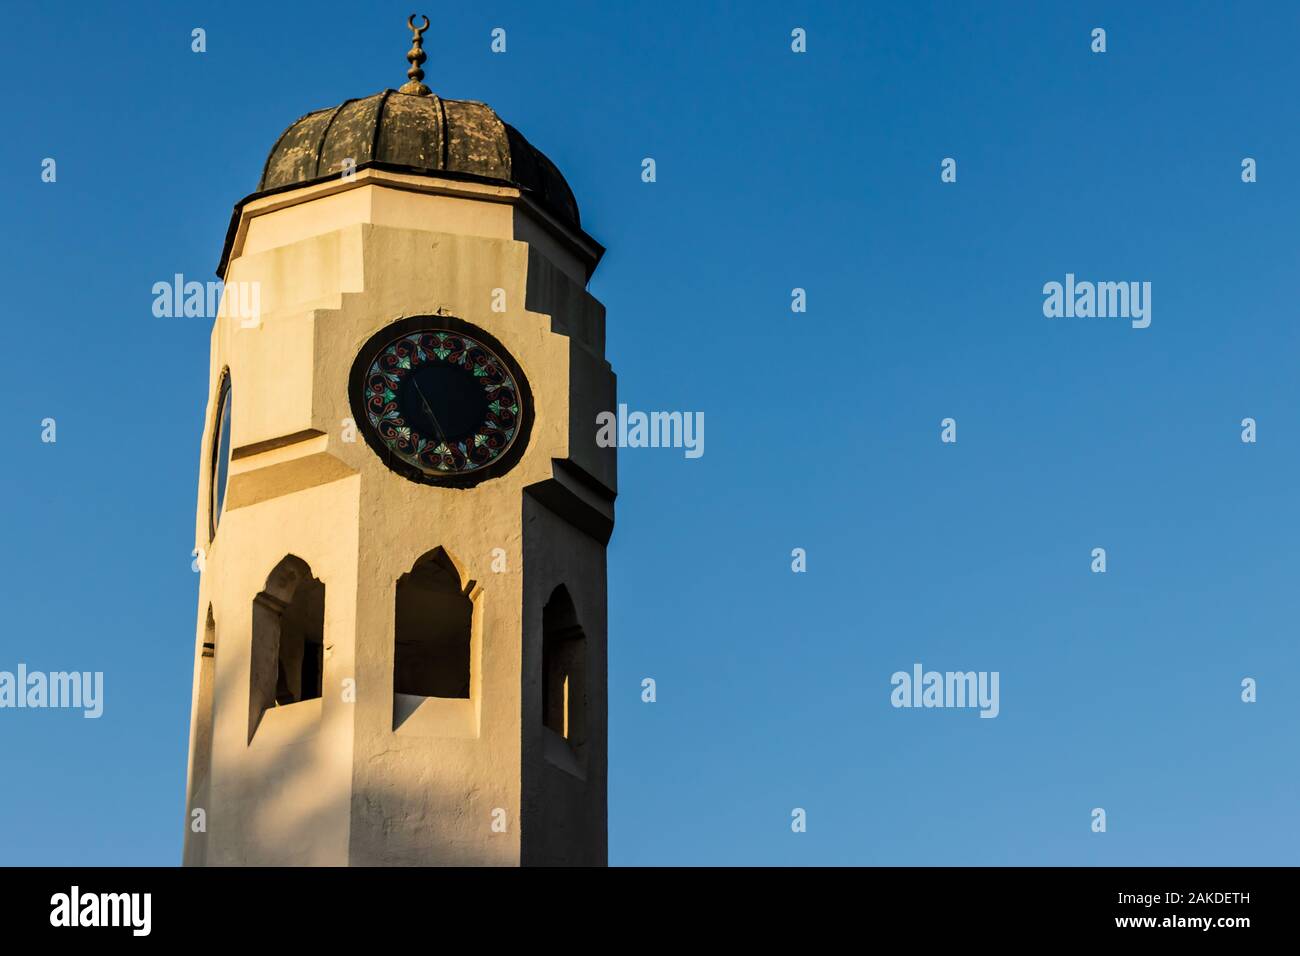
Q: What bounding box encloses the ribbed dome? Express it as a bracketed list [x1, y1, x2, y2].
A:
[257, 89, 581, 229]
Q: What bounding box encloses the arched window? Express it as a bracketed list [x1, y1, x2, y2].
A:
[249, 555, 324, 741]
[394, 548, 471, 699]
[208, 371, 233, 541]
[542, 586, 586, 747]
[185, 606, 217, 866]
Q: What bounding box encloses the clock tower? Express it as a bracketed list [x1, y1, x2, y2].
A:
[182, 17, 615, 866]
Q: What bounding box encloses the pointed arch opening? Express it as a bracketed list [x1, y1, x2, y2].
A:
[394, 548, 472, 699]
[249, 555, 324, 742]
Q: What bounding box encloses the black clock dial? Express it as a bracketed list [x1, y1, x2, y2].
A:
[397, 362, 489, 445]
[351, 319, 530, 485]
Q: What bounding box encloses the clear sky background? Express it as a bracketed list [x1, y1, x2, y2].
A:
[1, 1, 1297, 866]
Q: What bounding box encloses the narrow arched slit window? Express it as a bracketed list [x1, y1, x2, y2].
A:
[185, 605, 218, 866]
[542, 586, 586, 747]
[192, 606, 217, 793]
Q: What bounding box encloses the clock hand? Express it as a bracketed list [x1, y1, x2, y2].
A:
[410, 377, 449, 447]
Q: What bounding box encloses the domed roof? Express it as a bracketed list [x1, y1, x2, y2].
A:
[217, 17, 601, 279]
[257, 89, 581, 229]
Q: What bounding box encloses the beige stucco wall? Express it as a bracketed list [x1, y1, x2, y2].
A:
[183, 171, 614, 866]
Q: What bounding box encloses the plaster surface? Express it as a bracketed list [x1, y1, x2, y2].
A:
[183, 170, 614, 866]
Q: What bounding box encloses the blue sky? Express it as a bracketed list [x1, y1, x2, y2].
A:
[1, 0, 1298, 865]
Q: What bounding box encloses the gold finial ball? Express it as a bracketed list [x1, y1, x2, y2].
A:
[400, 14, 433, 96]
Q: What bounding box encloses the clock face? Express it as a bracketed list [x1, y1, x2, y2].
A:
[350, 319, 530, 486]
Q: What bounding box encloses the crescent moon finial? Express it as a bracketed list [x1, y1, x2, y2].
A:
[400, 14, 433, 95]
[407, 14, 430, 38]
